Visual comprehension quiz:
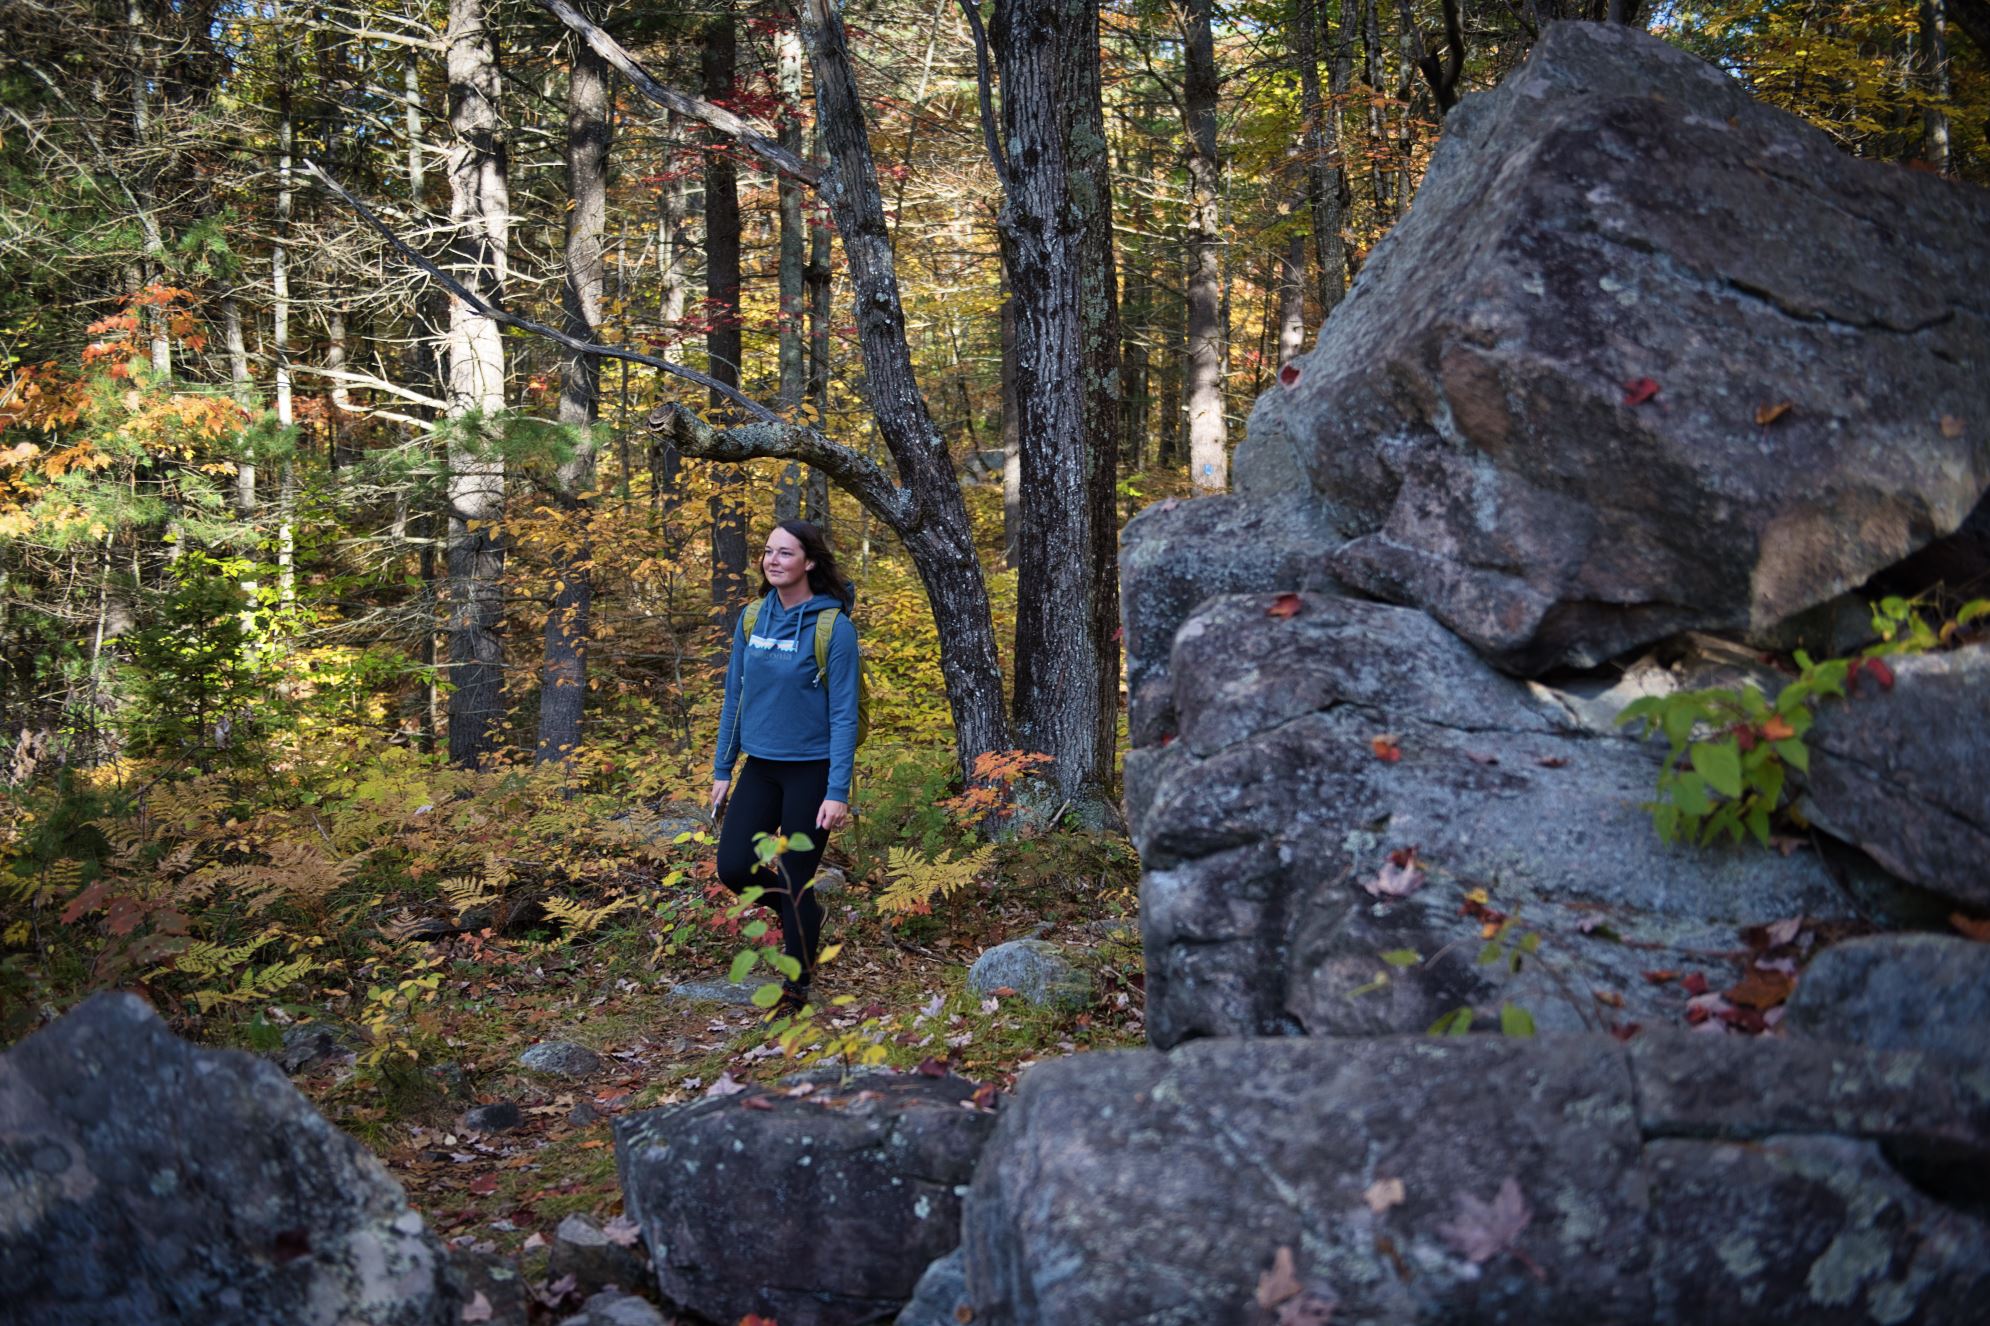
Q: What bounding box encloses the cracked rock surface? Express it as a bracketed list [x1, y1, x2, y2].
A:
[1234, 21, 1990, 675]
[1800, 644, 1990, 910]
[1127, 593, 1929, 1051]
[959, 1034, 1990, 1325]
[614, 1072, 997, 1326]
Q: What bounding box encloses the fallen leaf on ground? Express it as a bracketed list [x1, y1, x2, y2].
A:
[467, 1174, 498, 1196]
[1754, 400, 1792, 426]
[1724, 967, 1795, 1010]
[704, 1072, 748, 1099]
[1268, 593, 1304, 619]
[915, 1055, 950, 1077]
[521, 1232, 547, 1253]
[1256, 1246, 1303, 1308]
[1951, 912, 1990, 942]
[1593, 989, 1624, 1009]
[1762, 916, 1803, 948]
[601, 1215, 642, 1247]
[1370, 734, 1402, 762]
[1642, 969, 1678, 985]
[1536, 755, 1569, 768]
[1622, 377, 1660, 406]
[1681, 971, 1709, 996]
[971, 1082, 1000, 1111]
[1363, 851, 1425, 899]
[1437, 1176, 1531, 1264]
[1363, 1177, 1407, 1213]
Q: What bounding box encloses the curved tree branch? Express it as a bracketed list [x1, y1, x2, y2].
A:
[647, 403, 911, 530]
[956, 0, 1010, 188]
[534, 0, 820, 187]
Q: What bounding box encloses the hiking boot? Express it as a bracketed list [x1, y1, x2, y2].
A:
[767, 979, 811, 1020]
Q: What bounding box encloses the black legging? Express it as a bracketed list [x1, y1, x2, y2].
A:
[715, 756, 829, 983]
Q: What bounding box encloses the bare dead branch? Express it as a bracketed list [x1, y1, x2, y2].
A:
[534, 0, 820, 187]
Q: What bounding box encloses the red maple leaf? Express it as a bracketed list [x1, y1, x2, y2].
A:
[1622, 377, 1660, 406]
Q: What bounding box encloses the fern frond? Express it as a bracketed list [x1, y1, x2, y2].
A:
[540, 892, 635, 936]
[876, 843, 996, 914]
[437, 874, 499, 920]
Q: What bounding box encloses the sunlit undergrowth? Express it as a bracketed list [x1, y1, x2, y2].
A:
[0, 514, 1144, 1239]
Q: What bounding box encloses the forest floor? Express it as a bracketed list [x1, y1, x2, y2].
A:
[272, 825, 1146, 1302]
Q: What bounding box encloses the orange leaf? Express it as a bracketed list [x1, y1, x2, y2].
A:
[1724, 967, 1795, 1010]
[1754, 401, 1793, 426]
[1950, 912, 1990, 943]
[1267, 593, 1303, 619]
[1370, 734, 1402, 763]
[1760, 715, 1796, 741]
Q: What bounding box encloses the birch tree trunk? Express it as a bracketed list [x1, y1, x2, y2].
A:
[993, 0, 1122, 807]
[443, 0, 510, 766]
[773, 25, 808, 522]
[1922, 0, 1952, 173]
[273, 60, 297, 610]
[536, 18, 610, 765]
[703, 7, 749, 635]
[1276, 228, 1307, 368]
[1180, 0, 1227, 493]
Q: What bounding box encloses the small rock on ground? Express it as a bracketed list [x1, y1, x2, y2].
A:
[558, 1291, 669, 1326]
[463, 1101, 523, 1133]
[519, 1040, 602, 1078]
[967, 939, 1094, 1011]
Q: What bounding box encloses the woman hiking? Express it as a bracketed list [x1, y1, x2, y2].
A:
[710, 520, 859, 1017]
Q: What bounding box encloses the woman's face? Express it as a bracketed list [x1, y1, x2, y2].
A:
[763, 529, 813, 591]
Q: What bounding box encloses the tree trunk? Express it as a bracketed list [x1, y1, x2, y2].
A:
[443, 0, 511, 767]
[1000, 272, 1020, 568]
[1296, 0, 1349, 315]
[652, 134, 690, 508]
[273, 65, 297, 610]
[1276, 227, 1307, 368]
[703, 6, 749, 636]
[798, 0, 1010, 767]
[773, 24, 808, 522]
[1921, 0, 1952, 174]
[804, 137, 833, 530]
[993, 0, 1121, 807]
[536, 15, 610, 766]
[1115, 129, 1151, 478]
[1181, 0, 1227, 493]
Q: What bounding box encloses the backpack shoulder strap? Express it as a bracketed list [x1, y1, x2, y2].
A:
[812, 607, 839, 681]
[741, 598, 763, 639]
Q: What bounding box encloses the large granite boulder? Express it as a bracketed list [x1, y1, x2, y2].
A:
[1119, 493, 1343, 746]
[1800, 644, 1990, 909]
[1783, 933, 1990, 1060]
[958, 1035, 1990, 1325]
[0, 992, 456, 1325]
[614, 1071, 998, 1326]
[1128, 591, 1926, 1051]
[1233, 21, 1990, 675]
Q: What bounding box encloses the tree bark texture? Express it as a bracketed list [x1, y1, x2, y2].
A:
[703, 8, 749, 636]
[1922, 0, 1952, 173]
[788, 0, 1012, 768]
[537, 19, 610, 766]
[1277, 227, 1307, 368]
[992, 0, 1122, 805]
[1296, 0, 1350, 315]
[1180, 0, 1227, 492]
[444, 0, 511, 767]
[804, 147, 834, 530]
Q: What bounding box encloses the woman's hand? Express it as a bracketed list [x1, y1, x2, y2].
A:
[709, 780, 730, 821]
[816, 799, 849, 833]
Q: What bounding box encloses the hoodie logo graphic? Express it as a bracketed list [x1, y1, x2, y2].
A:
[749, 634, 797, 653]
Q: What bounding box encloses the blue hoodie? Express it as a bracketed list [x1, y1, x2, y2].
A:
[713, 591, 860, 802]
